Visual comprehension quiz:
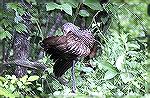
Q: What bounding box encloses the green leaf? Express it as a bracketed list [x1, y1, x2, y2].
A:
[37, 87, 43, 92]
[81, 67, 93, 73]
[52, 81, 62, 90]
[0, 81, 2, 86]
[11, 75, 17, 80]
[120, 73, 134, 83]
[127, 51, 138, 57]
[0, 27, 11, 40]
[98, 61, 118, 79]
[0, 19, 12, 28]
[9, 84, 16, 92]
[79, 10, 90, 17]
[10, 79, 16, 84]
[15, 23, 27, 33]
[104, 70, 118, 80]
[24, 82, 32, 85]
[101, 17, 109, 24]
[19, 75, 28, 84]
[99, 61, 117, 72]
[83, 0, 102, 10]
[17, 6, 25, 15]
[7, 3, 19, 11]
[0, 87, 16, 98]
[53, 91, 61, 96]
[54, 28, 64, 36]
[26, 0, 36, 4]
[46, 3, 72, 15]
[17, 81, 23, 88]
[7, 3, 25, 15]
[128, 43, 140, 49]
[46, 2, 59, 11]
[132, 81, 141, 89]
[0, 76, 7, 82]
[115, 54, 125, 71]
[27, 76, 39, 82]
[60, 0, 78, 8]
[61, 3, 72, 16]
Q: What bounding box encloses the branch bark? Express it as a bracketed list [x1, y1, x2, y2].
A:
[1, 1, 47, 77]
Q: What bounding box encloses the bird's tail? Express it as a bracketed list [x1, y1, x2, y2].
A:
[53, 59, 73, 77]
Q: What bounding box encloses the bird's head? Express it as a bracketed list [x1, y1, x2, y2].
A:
[62, 23, 80, 35]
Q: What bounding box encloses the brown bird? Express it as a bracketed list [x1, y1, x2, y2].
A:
[41, 23, 96, 92]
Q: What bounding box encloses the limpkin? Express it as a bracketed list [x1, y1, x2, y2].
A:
[41, 23, 96, 93]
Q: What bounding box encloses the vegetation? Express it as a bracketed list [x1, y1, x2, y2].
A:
[0, 0, 149, 97]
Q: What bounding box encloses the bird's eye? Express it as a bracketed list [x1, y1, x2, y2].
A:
[63, 30, 67, 35]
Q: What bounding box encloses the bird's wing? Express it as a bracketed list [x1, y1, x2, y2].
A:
[65, 31, 94, 57]
[41, 36, 75, 77]
[41, 36, 67, 48]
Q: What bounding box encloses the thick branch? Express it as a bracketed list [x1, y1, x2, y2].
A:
[3, 59, 47, 70]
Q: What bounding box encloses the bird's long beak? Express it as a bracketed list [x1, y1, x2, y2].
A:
[65, 28, 70, 34]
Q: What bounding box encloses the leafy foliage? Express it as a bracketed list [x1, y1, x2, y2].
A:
[0, 0, 149, 97]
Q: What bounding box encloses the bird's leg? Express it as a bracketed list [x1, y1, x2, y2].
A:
[71, 60, 76, 93]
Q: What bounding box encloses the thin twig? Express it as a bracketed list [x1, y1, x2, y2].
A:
[73, 3, 82, 24]
[44, 13, 50, 37]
